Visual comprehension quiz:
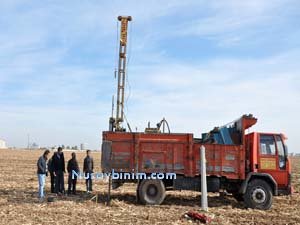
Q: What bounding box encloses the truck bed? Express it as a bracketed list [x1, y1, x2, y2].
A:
[102, 131, 245, 180]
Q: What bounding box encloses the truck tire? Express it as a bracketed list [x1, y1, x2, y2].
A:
[138, 179, 166, 205]
[244, 179, 273, 210]
[136, 184, 141, 203]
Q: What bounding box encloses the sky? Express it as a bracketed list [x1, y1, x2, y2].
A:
[0, 0, 299, 152]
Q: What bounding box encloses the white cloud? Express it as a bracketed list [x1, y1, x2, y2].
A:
[124, 49, 300, 152]
[141, 0, 299, 47]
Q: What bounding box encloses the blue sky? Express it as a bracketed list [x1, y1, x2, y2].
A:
[0, 0, 299, 152]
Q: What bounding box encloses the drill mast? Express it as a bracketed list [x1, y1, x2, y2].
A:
[110, 16, 132, 132]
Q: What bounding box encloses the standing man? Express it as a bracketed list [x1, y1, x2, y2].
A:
[52, 147, 65, 194]
[37, 150, 50, 200]
[47, 156, 55, 193]
[83, 150, 94, 193]
[67, 152, 80, 195]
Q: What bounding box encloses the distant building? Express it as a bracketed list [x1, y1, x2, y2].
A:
[80, 143, 85, 151]
[0, 139, 7, 149]
[30, 142, 40, 149]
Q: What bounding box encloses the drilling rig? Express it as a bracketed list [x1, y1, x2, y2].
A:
[102, 16, 292, 210]
[109, 16, 132, 132]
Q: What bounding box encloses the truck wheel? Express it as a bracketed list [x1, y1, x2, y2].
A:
[244, 179, 273, 210]
[136, 184, 141, 203]
[138, 179, 166, 205]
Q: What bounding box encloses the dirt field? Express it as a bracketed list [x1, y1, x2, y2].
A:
[0, 149, 299, 225]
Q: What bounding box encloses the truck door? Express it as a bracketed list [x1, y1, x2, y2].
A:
[257, 134, 288, 187]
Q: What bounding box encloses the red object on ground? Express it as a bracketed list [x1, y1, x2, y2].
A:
[185, 211, 212, 223]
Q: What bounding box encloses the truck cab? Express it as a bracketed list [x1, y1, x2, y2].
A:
[246, 132, 292, 194]
[201, 115, 292, 209]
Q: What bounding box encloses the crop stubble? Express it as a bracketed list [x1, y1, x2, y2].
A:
[0, 149, 299, 225]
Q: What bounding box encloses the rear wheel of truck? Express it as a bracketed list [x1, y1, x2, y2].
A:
[244, 179, 273, 210]
[138, 179, 166, 205]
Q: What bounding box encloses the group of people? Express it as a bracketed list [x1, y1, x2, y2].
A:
[36, 147, 94, 200]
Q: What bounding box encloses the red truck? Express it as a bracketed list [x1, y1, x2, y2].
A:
[101, 114, 291, 209]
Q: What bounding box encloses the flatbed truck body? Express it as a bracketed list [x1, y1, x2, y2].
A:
[101, 115, 292, 209]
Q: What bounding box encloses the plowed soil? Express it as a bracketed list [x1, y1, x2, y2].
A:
[0, 149, 299, 225]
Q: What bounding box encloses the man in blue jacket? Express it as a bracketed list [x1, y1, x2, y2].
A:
[37, 150, 50, 200]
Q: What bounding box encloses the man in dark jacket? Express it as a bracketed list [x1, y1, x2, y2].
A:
[37, 150, 50, 200]
[67, 152, 80, 195]
[47, 157, 55, 193]
[52, 147, 65, 194]
[83, 150, 94, 192]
